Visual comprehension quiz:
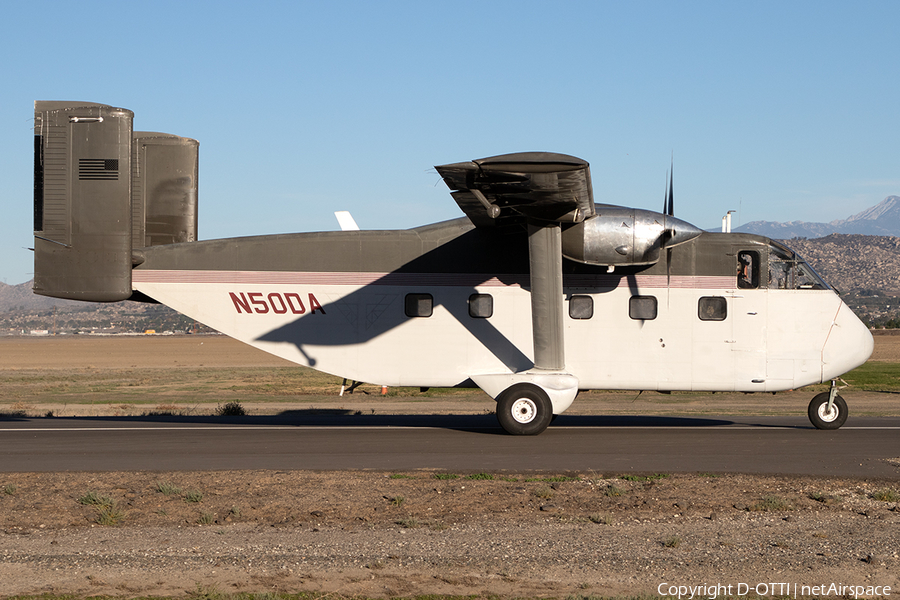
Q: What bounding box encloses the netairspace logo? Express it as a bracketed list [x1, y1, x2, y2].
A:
[657, 582, 892, 599]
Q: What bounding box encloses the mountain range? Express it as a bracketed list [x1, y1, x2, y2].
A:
[735, 195, 900, 238]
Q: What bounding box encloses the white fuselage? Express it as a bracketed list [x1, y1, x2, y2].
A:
[132, 268, 873, 396]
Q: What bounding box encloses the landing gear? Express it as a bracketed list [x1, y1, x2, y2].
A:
[496, 383, 553, 436]
[808, 381, 848, 430]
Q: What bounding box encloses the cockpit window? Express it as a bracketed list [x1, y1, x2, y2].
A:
[737, 251, 759, 289]
[767, 243, 830, 290]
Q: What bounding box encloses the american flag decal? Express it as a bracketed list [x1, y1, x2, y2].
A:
[78, 158, 119, 180]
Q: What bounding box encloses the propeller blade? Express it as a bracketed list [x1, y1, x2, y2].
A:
[663, 169, 669, 215]
[666, 157, 674, 216]
[666, 245, 673, 303]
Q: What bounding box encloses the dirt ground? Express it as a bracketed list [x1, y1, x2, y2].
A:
[3, 331, 899, 369]
[1, 470, 899, 598]
[1, 334, 899, 598]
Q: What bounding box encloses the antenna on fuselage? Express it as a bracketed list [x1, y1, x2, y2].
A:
[721, 210, 735, 233]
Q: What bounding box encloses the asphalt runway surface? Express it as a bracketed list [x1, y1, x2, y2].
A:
[2, 413, 899, 478]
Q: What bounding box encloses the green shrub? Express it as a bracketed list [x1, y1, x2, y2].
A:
[808, 491, 842, 505]
[871, 488, 900, 502]
[532, 485, 554, 499]
[589, 512, 614, 525]
[155, 481, 182, 495]
[621, 473, 670, 482]
[750, 494, 793, 512]
[396, 517, 421, 528]
[78, 491, 113, 507]
[183, 490, 204, 503]
[95, 503, 125, 526]
[216, 401, 246, 416]
[663, 535, 681, 548]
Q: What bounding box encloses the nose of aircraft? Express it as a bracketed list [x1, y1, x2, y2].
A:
[822, 301, 874, 382]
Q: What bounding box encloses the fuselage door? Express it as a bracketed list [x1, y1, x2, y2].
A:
[692, 294, 735, 391]
[732, 249, 767, 391]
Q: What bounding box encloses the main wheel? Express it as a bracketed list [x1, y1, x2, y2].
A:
[496, 383, 553, 435]
[808, 392, 848, 430]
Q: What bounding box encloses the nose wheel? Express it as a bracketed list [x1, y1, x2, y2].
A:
[808, 382, 848, 430]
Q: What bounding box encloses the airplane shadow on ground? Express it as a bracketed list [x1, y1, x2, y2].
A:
[1, 411, 740, 434]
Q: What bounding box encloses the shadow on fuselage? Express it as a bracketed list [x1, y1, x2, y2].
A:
[254, 226, 639, 372]
[255, 227, 533, 371]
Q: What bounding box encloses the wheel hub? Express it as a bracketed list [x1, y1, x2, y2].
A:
[510, 398, 537, 424]
[817, 403, 839, 423]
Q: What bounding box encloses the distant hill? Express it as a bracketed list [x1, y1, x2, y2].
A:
[0, 281, 81, 312]
[736, 195, 900, 238]
[0, 281, 212, 335]
[783, 234, 900, 295]
[783, 234, 900, 327]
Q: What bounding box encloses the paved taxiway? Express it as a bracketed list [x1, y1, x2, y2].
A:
[2, 414, 899, 477]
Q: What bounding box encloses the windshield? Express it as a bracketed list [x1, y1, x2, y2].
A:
[767, 243, 831, 290]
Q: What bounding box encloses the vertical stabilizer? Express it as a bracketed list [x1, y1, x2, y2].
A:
[33, 101, 134, 301]
[132, 132, 199, 248]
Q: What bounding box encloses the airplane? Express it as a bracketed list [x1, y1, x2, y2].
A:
[30, 101, 874, 435]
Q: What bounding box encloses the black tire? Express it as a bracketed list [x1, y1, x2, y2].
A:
[808, 392, 848, 430]
[496, 383, 553, 435]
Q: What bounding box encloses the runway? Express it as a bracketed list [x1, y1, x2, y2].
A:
[2, 414, 899, 477]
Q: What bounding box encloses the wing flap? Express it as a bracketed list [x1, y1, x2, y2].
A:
[436, 152, 595, 227]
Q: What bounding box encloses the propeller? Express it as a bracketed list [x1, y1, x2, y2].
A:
[662, 169, 669, 215]
[664, 155, 675, 298]
[666, 157, 674, 216]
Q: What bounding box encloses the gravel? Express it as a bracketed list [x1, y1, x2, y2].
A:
[1, 470, 899, 597]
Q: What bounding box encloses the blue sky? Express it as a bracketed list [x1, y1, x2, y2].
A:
[2, 0, 898, 285]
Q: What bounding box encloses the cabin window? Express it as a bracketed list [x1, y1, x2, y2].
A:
[405, 293, 433, 318]
[569, 295, 593, 320]
[737, 251, 760, 289]
[468, 293, 493, 318]
[629, 295, 658, 320]
[698, 296, 727, 321]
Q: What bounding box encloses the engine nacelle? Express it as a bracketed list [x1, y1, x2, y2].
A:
[561, 207, 702, 267]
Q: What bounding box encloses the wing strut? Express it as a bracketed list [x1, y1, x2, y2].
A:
[436, 153, 586, 432]
[527, 221, 565, 371]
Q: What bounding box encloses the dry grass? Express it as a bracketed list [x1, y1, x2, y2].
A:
[1, 335, 899, 419]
